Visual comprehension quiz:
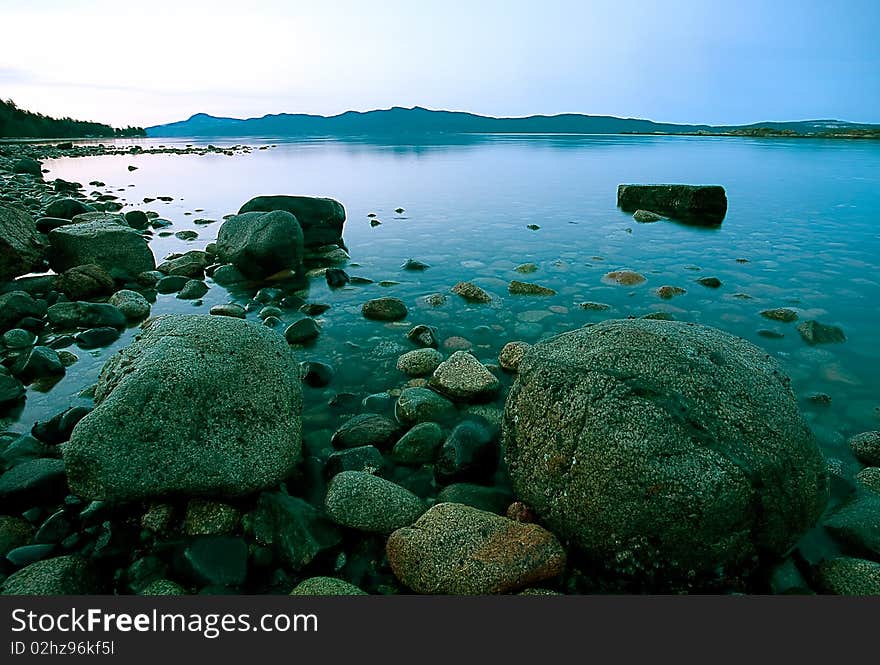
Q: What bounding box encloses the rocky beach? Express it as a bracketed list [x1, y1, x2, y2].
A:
[0, 138, 878, 597]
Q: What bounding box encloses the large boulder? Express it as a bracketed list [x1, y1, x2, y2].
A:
[215, 210, 304, 279]
[44, 198, 95, 220]
[64, 315, 303, 500]
[0, 204, 45, 281]
[503, 319, 828, 587]
[617, 184, 727, 224]
[238, 195, 346, 249]
[48, 220, 155, 278]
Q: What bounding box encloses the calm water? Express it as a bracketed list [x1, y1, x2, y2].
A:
[11, 134, 880, 486]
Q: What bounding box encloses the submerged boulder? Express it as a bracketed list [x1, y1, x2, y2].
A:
[48, 220, 155, 278]
[503, 319, 828, 587]
[64, 315, 303, 500]
[238, 195, 346, 249]
[216, 210, 304, 279]
[617, 184, 727, 224]
[0, 204, 45, 281]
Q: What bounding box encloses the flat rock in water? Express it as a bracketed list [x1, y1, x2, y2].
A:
[798, 320, 846, 345]
[508, 280, 556, 296]
[362, 297, 408, 321]
[238, 195, 346, 249]
[617, 184, 727, 225]
[451, 281, 491, 303]
[386, 502, 566, 594]
[602, 270, 646, 286]
[48, 220, 155, 279]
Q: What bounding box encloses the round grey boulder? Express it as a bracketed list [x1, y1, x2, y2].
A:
[324, 471, 425, 533]
[503, 318, 829, 585]
[48, 220, 155, 279]
[108, 289, 151, 321]
[63, 314, 302, 500]
[216, 210, 304, 279]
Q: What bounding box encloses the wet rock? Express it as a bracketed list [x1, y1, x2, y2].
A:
[31, 406, 90, 444]
[395, 387, 457, 425]
[402, 258, 429, 271]
[46, 301, 126, 330]
[856, 467, 880, 494]
[578, 301, 611, 311]
[362, 297, 408, 322]
[108, 289, 151, 321]
[0, 291, 46, 332]
[156, 275, 189, 294]
[697, 276, 722, 288]
[210, 264, 248, 286]
[0, 555, 97, 595]
[175, 230, 198, 241]
[849, 432, 880, 466]
[290, 577, 366, 595]
[435, 419, 498, 484]
[392, 422, 444, 465]
[514, 263, 538, 274]
[124, 210, 150, 230]
[301, 361, 333, 387]
[182, 536, 248, 587]
[209, 303, 246, 318]
[325, 446, 384, 477]
[499, 341, 531, 372]
[44, 198, 94, 219]
[215, 210, 304, 279]
[248, 491, 341, 570]
[397, 348, 443, 377]
[157, 251, 210, 278]
[183, 500, 240, 537]
[424, 293, 447, 307]
[633, 209, 663, 223]
[617, 184, 727, 224]
[0, 203, 45, 281]
[238, 195, 346, 249]
[508, 280, 556, 296]
[13, 157, 42, 177]
[824, 494, 880, 559]
[761, 308, 798, 323]
[3, 328, 36, 349]
[140, 579, 187, 595]
[602, 270, 646, 286]
[814, 557, 880, 595]
[386, 503, 566, 594]
[0, 372, 26, 407]
[0, 458, 67, 508]
[325, 267, 350, 288]
[283, 318, 320, 345]
[14, 346, 65, 383]
[406, 324, 438, 348]
[35, 217, 71, 233]
[75, 327, 120, 349]
[64, 315, 302, 500]
[48, 220, 155, 278]
[55, 264, 115, 300]
[0, 516, 33, 556]
[331, 413, 398, 449]
[176, 279, 209, 300]
[656, 285, 686, 299]
[429, 351, 500, 401]
[325, 471, 425, 533]
[798, 320, 846, 345]
[451, 281, 491, 303]
[503, 319, 829, 585]
[437, 483, 512, 514]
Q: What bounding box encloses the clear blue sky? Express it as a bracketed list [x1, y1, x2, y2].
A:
[1, 0, 878, 127]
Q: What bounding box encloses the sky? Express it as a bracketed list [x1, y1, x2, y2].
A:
[1, 0, 879, 128]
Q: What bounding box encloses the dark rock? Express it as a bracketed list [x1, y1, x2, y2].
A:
[35, 217, 72, 233]
[301, 361, 333, 387]
[176, 279, 209, 300]
[451, 281, 491, 303]
[46, 301, 126, 330]
[325, 268, 350, 288]
[14, 346, 65, 383]
[392, 422, 444, 464]
[0, 516, 33, 556]
[824, 494, 880, 559]
[182, 536, 248, 587]
[124, 210, 150, 230]
[325, 471, 425, 533]
[386, 503, 566, 594]
[13, 157, 42, 177]
[402, 259, 429, 271]
[75, 327, 121, 349]
[814, 557, 880, 595]
[157, 251, 210, 278]
[0, 458, 67, 507]
[0, 204, 45, 281]
[503, 318, 829, 585]
[617, 184, 727, 224]
[697, 276, 723, 288]
[331, 413, 398, 449]
[48, 220, 155, 278]
[395, 388, 457, 425]
[285, 318, 320, 344]
[437, 483, 513, 514]
[5, 544, 56, 567]
[406, 324, 438, 348]
[0, 372, 26, 407]
[44, 198, 94, 220]
[0, 291, 46, 332]
[32, 406, 91, 445]
[156, 275, 189, 294]
[362, 297, 408, 322]
[34, 510, 72, 544]
[238, 195, 346, 249]
[435, 419, 498, 484]
[325, 446, 384, 477]
[0, 555, 98, 594]
[798, 320, 846, 345]
[209, 303, 246, 318]
[761, 308, 798, 323]
[216, 210, 304, 279]
[55, 264, 115, 300]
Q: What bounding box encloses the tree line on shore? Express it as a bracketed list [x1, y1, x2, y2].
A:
[0, 99, 146, 139]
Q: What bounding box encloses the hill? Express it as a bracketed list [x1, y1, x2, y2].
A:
[0, 99, 145, 139]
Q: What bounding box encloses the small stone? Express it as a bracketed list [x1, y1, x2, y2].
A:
[301, 361, 333, 388]
[176, 279, 209, 300]
[140, 579, 187, 595]
[175, 230, 198, 241]
[386, 503, 566, 594]
[183, 500, 240, 536]
[526, 224, 540, 230]
[761, 308, 798, 323]
[362, 297, 408, 322]
[182, 536, 248, 587]
[392, 422, 444, 465]
[397, 348, 444, 377]
[395, 387, 457, 425]
[325, 471, 425, 533]
[325, 268, 350, 288]
[331, 413, 398, 449]
[75, 327, 120, 349]
[633, 209, 663, 223]
[429, 351, 500, 401]
[108, 290, 151, 321]
[424, 293, 447, 307]
[290, 577, 367, 595]
[499, 341, 531, 372]
[156, 275, 189, 294]
[656, 286, 686, 299]
[697, 276, 723, 288]
[798, 320, 846, 345]
[406, 324, 438, 348]
[578, 301, 611, 311]
[14, 346, 65, 383]
[3, 328, 36, 349]
[442, 336, 473, 352]
[451, 281, 492, 303]
[325, 446, 384, 477]
[514, 263, 538, 274]
[508, 280, 556, 296]
[209, 303, 246, 318]
[402, 259, 429, 271]
[856, 467, 880, 494]
[815, 557, 880, 595]
[850, 432, 880, 466]
[285, 318, 321, 344]
[602, 270, 646, 286]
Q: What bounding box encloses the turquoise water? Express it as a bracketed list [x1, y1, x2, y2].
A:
[12, 134, 880, 487]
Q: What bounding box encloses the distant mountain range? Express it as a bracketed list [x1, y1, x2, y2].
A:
[145, 106, 880, 139]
